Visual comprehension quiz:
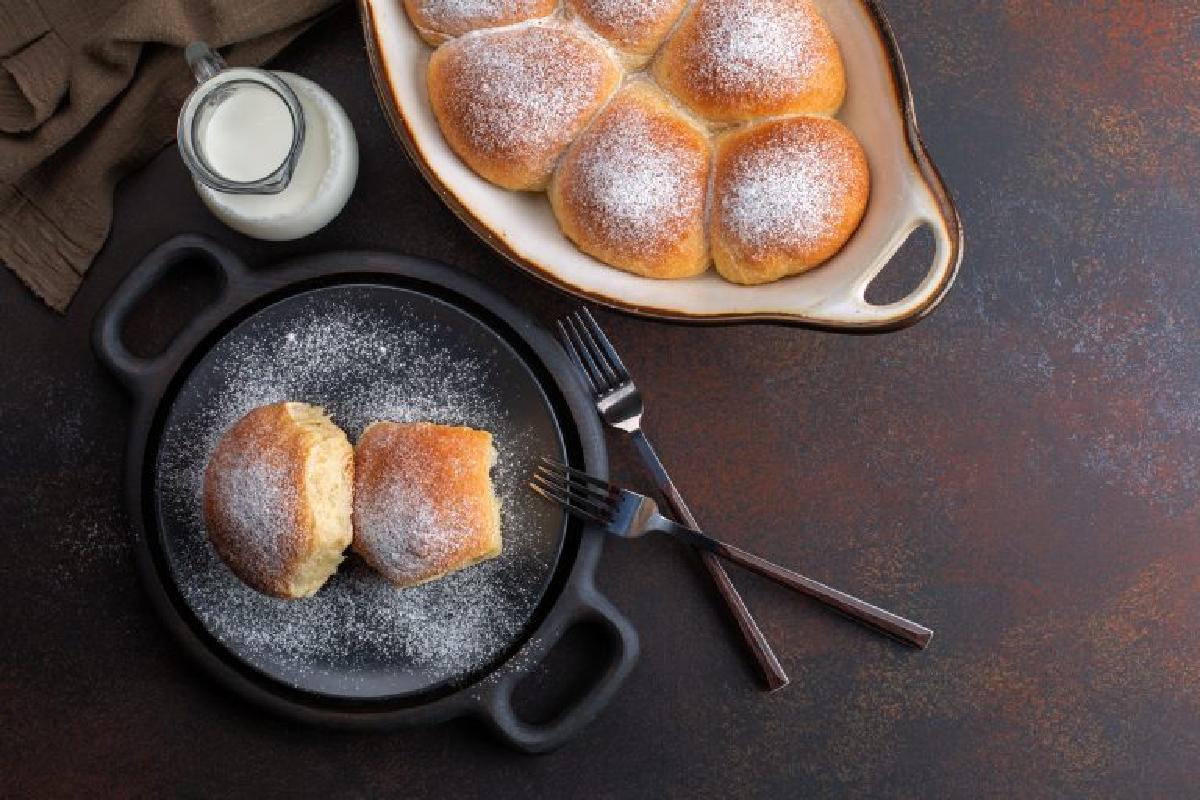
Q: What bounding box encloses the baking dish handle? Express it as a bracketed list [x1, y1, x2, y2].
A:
[92, 234, 248, 396]
[824, 175, 963, 330]
[478, 577, 638, 754]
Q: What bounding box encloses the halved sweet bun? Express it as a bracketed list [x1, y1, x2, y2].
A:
[653, 0, 846, 124]
[353, 422, 502, 589]
[403, 0, 558, 45]
[712, 117, 869, 285]
[566, 0, 688, 64]
[203, 402, 354, 599]
[550, 82, 710, 279]
[427, 25, 622, 191]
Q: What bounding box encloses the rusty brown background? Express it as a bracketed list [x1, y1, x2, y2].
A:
[2, 2, 1199, 797]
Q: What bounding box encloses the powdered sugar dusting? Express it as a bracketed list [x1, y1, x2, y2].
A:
[565, 96, 705, 253]
[682, 0, 824, 94]
[439, 27, 611, 157]
[155, 287, 563, 695]
[357, 479, 467, 582]
[719, 121, 850, 253]
[205, 441, 298, 588]
[416, 0, 548, 28]
[569, 0, 685, 49]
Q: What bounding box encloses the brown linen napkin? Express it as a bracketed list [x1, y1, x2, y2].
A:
[0, 0, 340, 312]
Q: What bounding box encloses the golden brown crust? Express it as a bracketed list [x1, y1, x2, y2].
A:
[352, 422, 502, 589]
[652, 0, 845, 124]
[427, 25, 622, 191]
[711, 116, 869, 285]
[550, 82, 710, 279]
[403, 0, 558, 45]
[202, 402, 354, 599]
[567, 0, 688, 59]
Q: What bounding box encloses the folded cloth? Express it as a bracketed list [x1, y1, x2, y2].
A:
[0, 0, 340, 312]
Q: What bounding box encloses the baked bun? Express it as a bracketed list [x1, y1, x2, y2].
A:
[203, 402, 354, 599]
[403, 0, 557, 45]
[567, 0, 688, 64]
[427, 25, 622, 191]
[353, 422, 502, 589]
[712, 116, 869, 285]
[652, 0, 845, 124]
[550, 82, 710, 279]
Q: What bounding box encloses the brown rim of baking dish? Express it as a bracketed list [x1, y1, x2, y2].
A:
[358, 0, 963, 331]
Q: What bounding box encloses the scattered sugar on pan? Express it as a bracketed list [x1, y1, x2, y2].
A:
[156, 287, 558, 692]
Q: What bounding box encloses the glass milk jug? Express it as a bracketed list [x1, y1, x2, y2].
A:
[176, 42, 358, 241]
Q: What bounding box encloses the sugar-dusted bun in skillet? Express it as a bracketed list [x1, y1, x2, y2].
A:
[652, 0, 845, 124]
[550, 81, 710, 279]
[203, 402, 354, 599]
[427, 25, 622, 191]
[711, 116, 869, 285]
[403, 0, 558, 45]
[353, 422, 502, 589]
[566, 0, 688, 64]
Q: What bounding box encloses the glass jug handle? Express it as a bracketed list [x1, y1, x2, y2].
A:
[185, 42, 226, 84]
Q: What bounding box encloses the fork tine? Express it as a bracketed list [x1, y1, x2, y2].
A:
[579, 307, 631, 383]
[564, 311, 619, 391]
[529, 481, 608, 525]
[534, 464, 618, 507]
[537, 470, 619, 513]
[537, 457, 617, 493]
[569, 311, 621, 388]
[556, 320, 601, 394]
[530, 473, 612, 521]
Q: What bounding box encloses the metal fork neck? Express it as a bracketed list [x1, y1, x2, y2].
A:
[647, 511, 712, 549]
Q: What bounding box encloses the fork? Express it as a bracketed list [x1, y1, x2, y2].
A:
[532, 460, 934, 649]
[558, 308, 790, 690]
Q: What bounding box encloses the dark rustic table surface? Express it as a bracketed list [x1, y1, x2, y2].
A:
[4, 3, 1199, 797]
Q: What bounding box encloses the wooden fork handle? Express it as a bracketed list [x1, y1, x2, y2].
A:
[664, 523, 934, 650]
[630, 430, 790, 691]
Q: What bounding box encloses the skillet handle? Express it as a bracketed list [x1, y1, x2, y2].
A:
[479, 579, 638, 754]
[92, 234, 248, 395]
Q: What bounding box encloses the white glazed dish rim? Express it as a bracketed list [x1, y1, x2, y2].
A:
[360, 0, 963, 330]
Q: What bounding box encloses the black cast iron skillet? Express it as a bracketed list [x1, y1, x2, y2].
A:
[92, 233, 638, 753]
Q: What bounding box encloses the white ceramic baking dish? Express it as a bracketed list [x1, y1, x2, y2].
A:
[360, 0, 963, 329]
